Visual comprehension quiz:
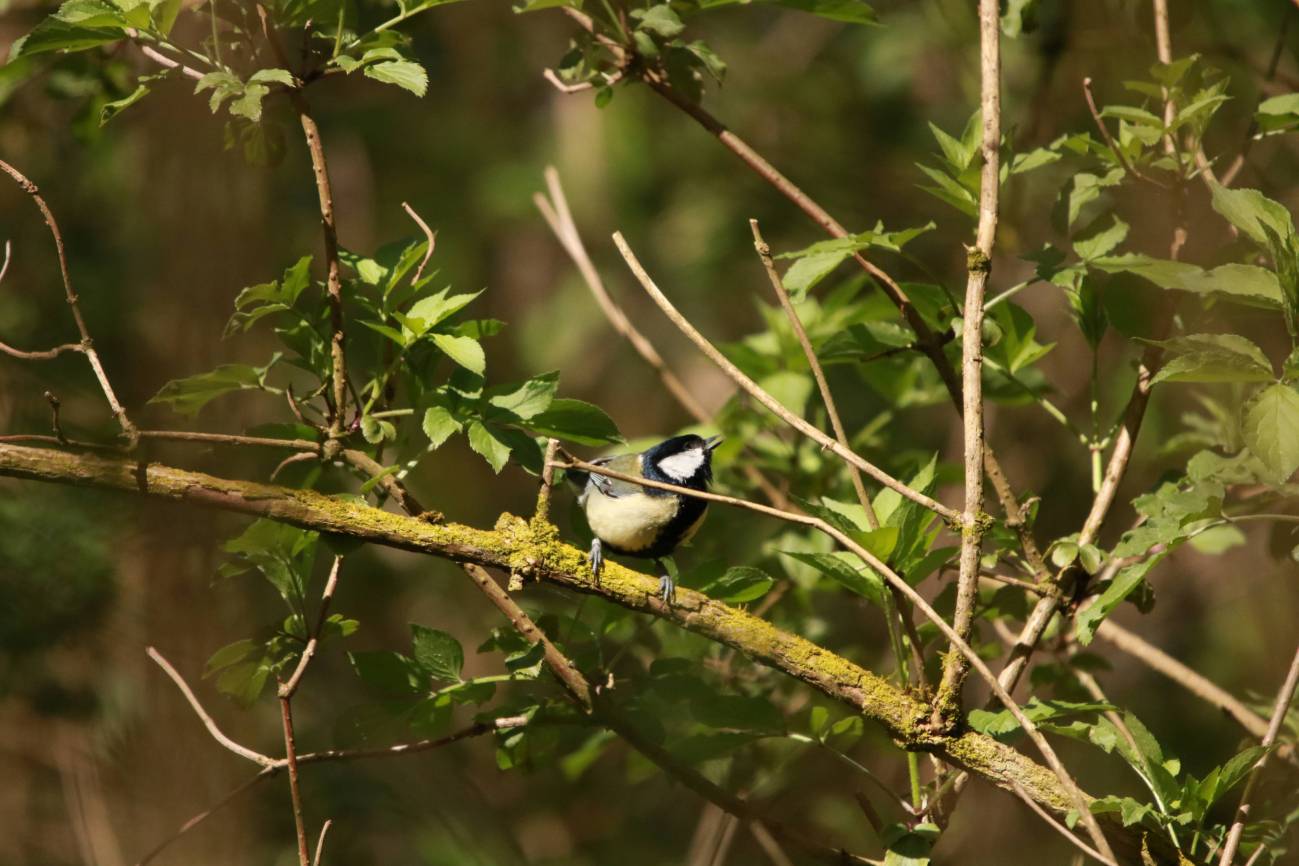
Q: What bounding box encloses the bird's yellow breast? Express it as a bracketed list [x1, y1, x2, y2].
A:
[584, 488, 678, 553]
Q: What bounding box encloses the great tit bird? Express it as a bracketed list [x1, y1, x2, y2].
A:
[571, 434, 722, 603]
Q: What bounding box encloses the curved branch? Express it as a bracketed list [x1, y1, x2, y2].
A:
[0, 441, 1175, 865]
[0, 160, 137, 442]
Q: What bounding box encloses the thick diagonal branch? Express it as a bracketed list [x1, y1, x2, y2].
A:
[0, 442, 1171, 864]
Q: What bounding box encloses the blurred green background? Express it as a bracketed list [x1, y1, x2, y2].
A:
[1, 0, 1297, 864]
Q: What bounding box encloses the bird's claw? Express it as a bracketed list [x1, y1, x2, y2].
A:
[588, 537, 603, 583]
[658, 572, 675, 604]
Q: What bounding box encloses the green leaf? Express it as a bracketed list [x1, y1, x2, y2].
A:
[228, 83, 269, 122]
[783, 550, 886, 606]
[349, 650, 424, 694]
[360, 415, 396, 444]
[486, 372, 558, 420]
[1073, 215, 1129, 261]
[969, 697, 1115, 741]
[1150, 334, 1275, 385]
[525, 398, 622, 446]
[422, 405, 463, 447]
[1179, 264, 1285, 308]
[1075, 554, 1166, 644]
[1100, 104, 1163, 126]
[1242, 383, 1299, 483]
[100, 82, 149, 125]
[701, 566, 774, 603]
[227, 256, 312, 334]
[782, 250, 850, 299]
[214, 659, 271, 706]
[148, 356, 279, 416]
[1256, 93, 1299, 136]
[11, 1, 127, 58]
[467, 420, 512, 473]
[1209, 181, 1296, 248]
[364, 60, 429, 97]
[881, 822, 939, 866]
[767, 0, 877, 23]
[249, 67, 296, 87]
[204, 638, 260, 677]
[1091, 253, 1202, 289]
[430, 333, 486, 374]
[635, 4, 684, 37]
[410, 624, 464, 682]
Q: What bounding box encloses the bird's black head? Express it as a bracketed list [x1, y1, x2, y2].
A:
[642, 434, 722, 489]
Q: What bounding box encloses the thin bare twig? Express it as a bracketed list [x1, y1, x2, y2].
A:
[534, 168, 786, 506]
[278, 696, 311, 866]
[611, 232, 960, 525]
[134, 716, 531, 865]
[1011, 780, 1115, 866]
[145, 647, 276, 767]
[1095, 620, 1270, 740]
[533, 168, 709, 422]
[0, 160, 137, 443]
[400, 201, 436, 283]
[280, 555, 344, 699]
[257, 5, 348, 445]
[1081, 77, 1168, 189]
[749, 220, 876, 529]
[934, 0, 998, 725]
[752, 218, 927, 687]
[139, 429, 321, 451]
[311, 820, 331, 866]
[1217, 643, 1299, 866]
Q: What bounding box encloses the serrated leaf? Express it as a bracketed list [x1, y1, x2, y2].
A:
[701, 566, 773, 603]
[431, 333, 485, 374]
[364, 60, 428, 97]
[100, 82, 149, 125]
[1150, 334, 1275, 385]
[1073, 215, 1129, 261]
[1180, 264, 1285, 308]
[486, 372, 558, 420]
[149, 356, 279, 416]
[1075, 554, 1166, 644]
[1243, 383, 1299, 482]
[411, 624, 464, 682]
[1092, 253, 1202, 289]
[249, 67, 295, 87]
[783, 550, 885, 605]
[422, 405, 462, 447]
[525, 398, 622, 445]
[467, 420, 511, 473]
[1209, 182, 1296, 248]
[635, 4, 684, 37]
[969, 697, 1115, 740]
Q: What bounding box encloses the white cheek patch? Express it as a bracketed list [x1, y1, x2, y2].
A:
[657, 447, 705, 481]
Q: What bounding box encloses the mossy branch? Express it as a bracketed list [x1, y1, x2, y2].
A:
[0, 441, 1175, 866]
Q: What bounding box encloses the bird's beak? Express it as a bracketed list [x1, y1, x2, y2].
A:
[704, 435, 724, 451]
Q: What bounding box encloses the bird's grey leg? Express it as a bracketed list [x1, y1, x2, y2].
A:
[656, 557, 678, 604]
[588, 537, 603, 583]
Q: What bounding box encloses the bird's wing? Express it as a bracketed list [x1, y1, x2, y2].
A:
[588, 453, 644, 499]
